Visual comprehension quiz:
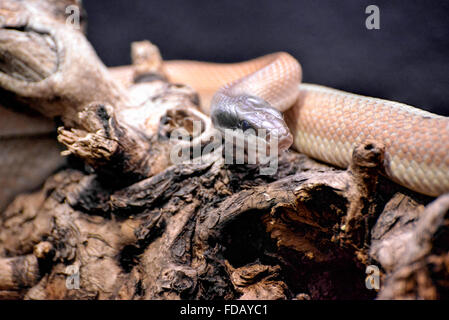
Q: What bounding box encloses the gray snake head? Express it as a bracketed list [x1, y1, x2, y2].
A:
[210, 93, 293, 153]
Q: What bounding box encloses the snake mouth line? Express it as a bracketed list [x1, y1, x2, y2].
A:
[277, 133, 294, 152]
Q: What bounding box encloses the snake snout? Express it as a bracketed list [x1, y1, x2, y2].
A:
[278, 131, 293, 152]
[262, 124, 293, 153]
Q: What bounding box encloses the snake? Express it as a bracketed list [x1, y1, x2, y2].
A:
[161, 52, 449, 197]
[1, 51, 448, 211]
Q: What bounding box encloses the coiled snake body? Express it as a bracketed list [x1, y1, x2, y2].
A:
[163, 52, 449, 197]
[2, 52, 447, 210]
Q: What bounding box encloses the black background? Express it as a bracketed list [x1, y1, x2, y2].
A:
[83, 0, 449, 115]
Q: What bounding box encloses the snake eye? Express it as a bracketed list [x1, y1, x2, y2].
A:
[240, 120, 252, 131]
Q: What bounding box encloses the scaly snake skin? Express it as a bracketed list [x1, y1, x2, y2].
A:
[163, 52, 449, 197]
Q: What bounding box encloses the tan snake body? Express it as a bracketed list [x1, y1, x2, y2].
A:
[162, 52, 449, 197]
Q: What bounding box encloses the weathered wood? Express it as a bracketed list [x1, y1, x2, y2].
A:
[0, 0, 448, 300]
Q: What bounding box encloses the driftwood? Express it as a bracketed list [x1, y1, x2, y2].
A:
[0, 0, 448, 300]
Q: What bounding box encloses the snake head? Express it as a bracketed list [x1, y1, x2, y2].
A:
[211, 94, 293, 153]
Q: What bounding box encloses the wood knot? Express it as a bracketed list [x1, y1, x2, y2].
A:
[131, 40, 165, 81]
[351, 140, 385, 170]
